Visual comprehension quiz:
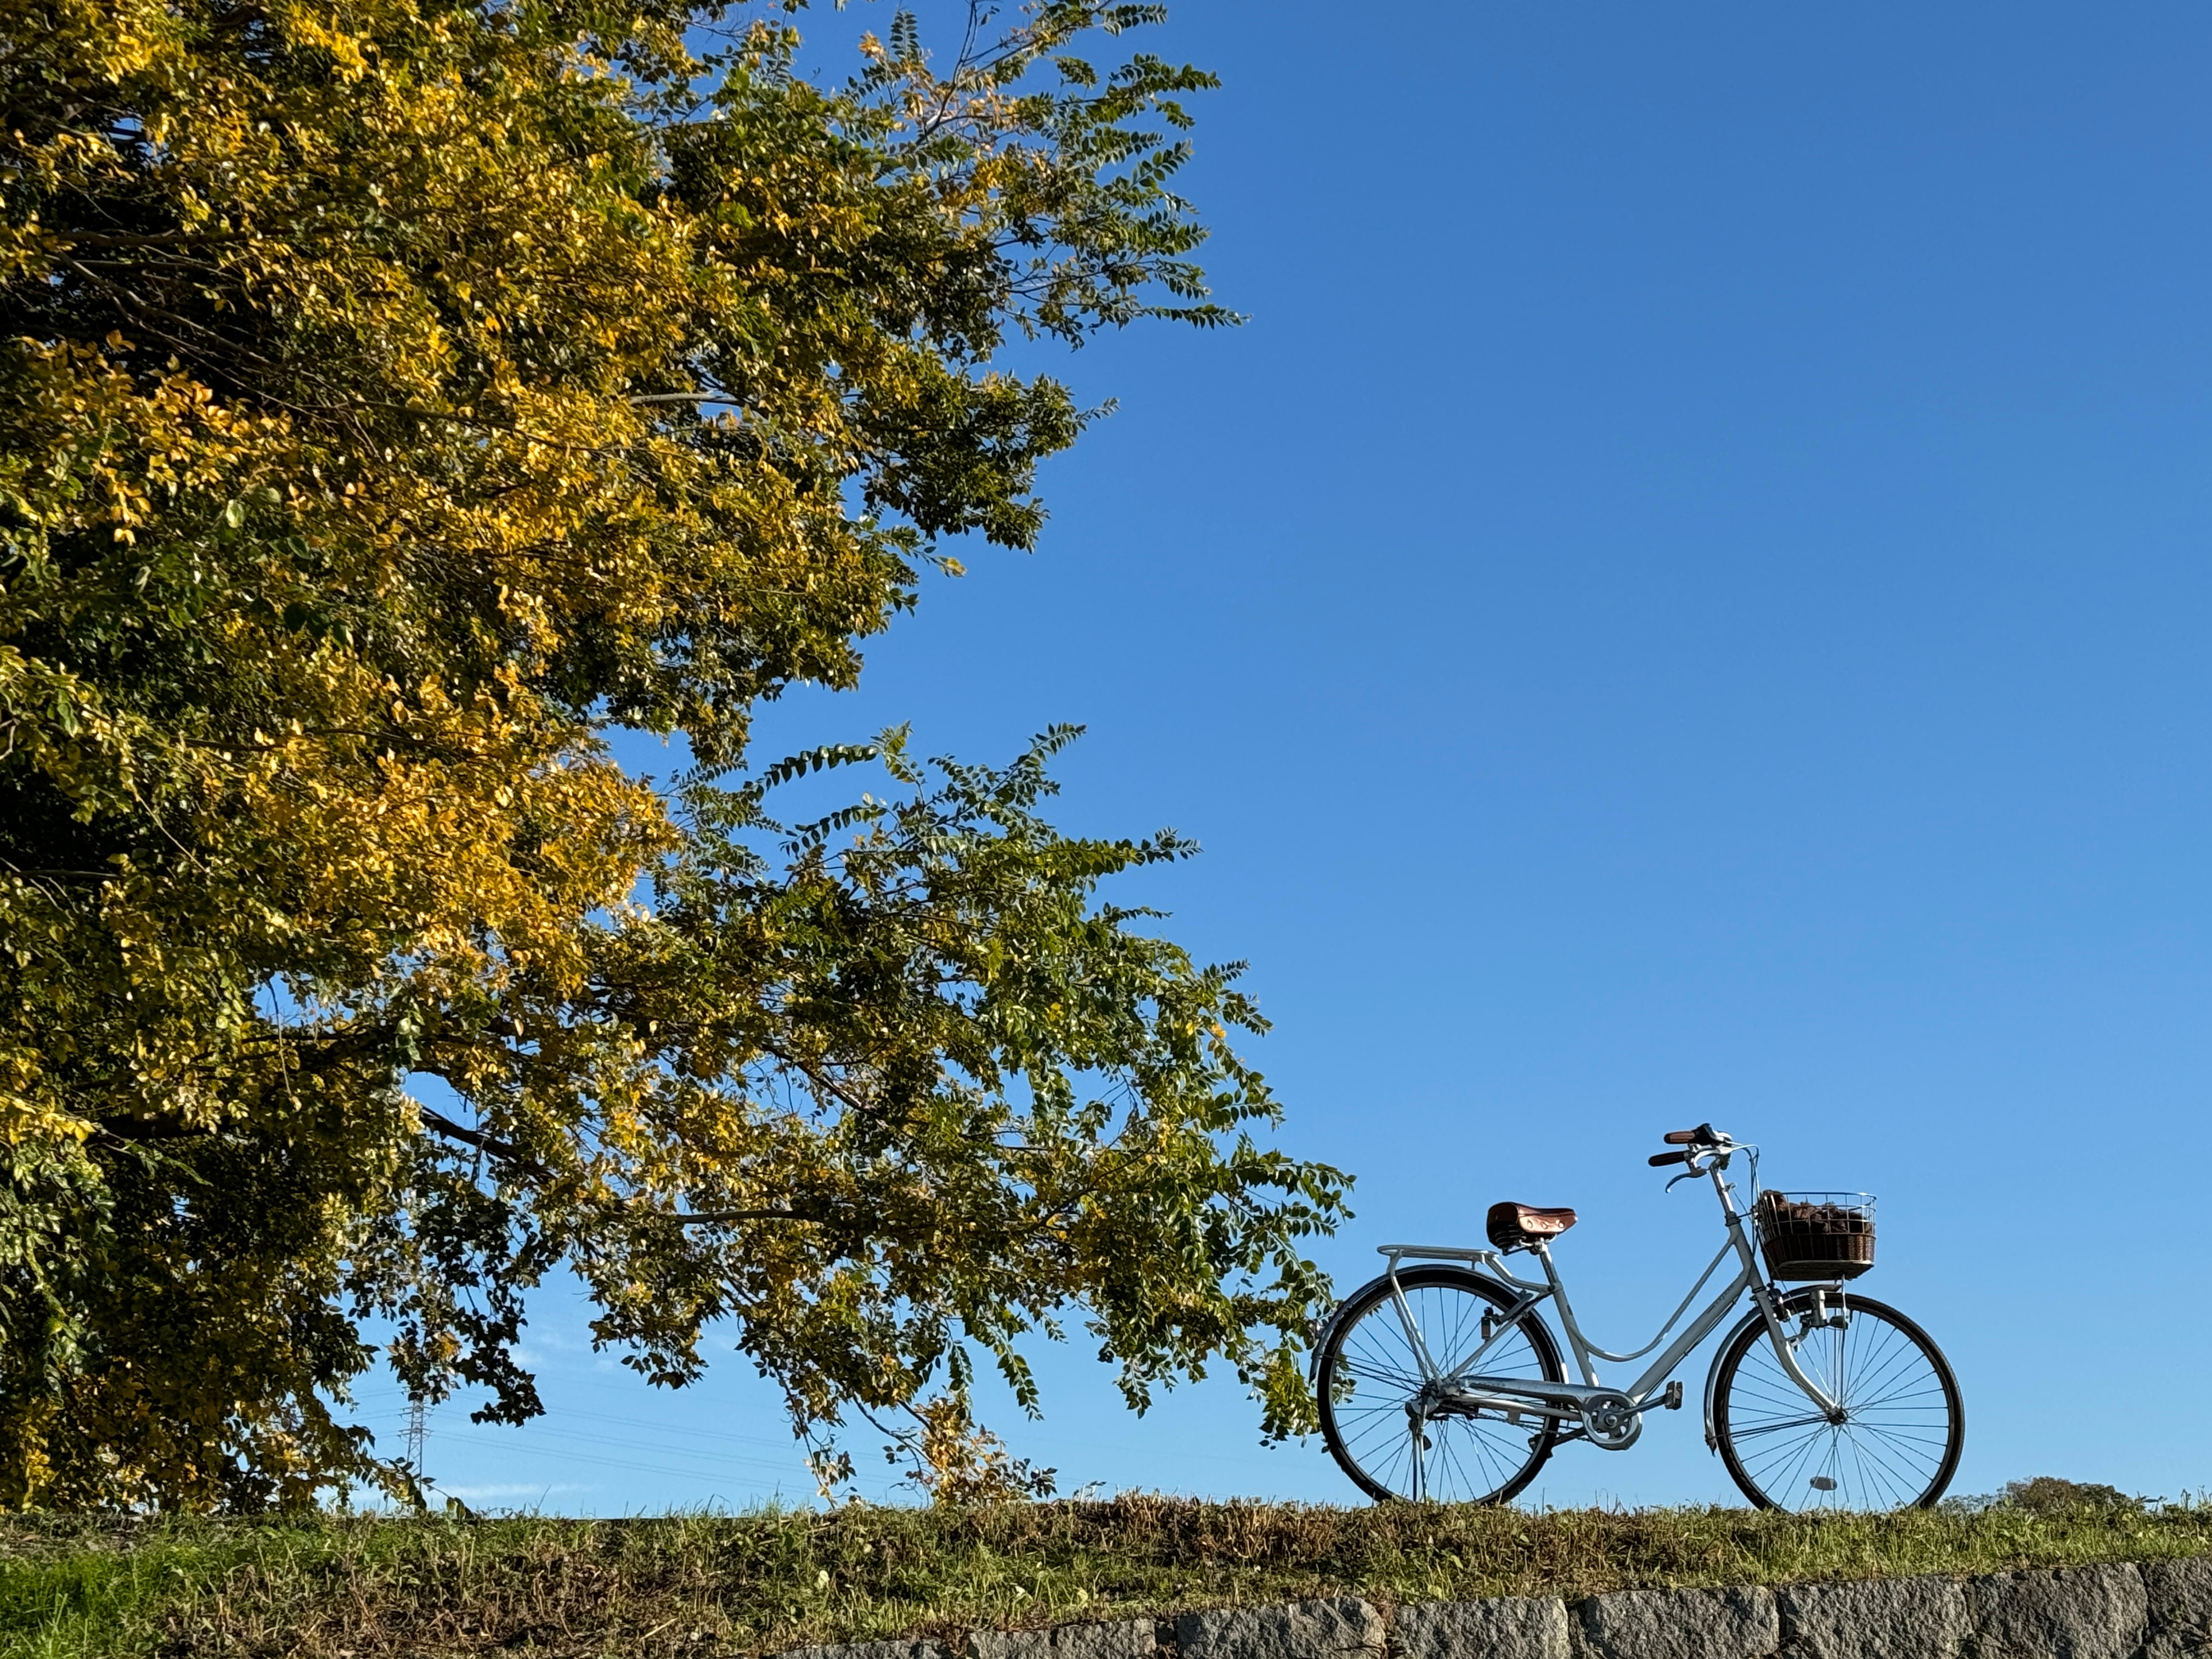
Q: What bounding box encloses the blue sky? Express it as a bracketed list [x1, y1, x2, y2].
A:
[375, 1, 2212, 1511]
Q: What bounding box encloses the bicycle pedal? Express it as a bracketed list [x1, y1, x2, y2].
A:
[1660, 1381, 1684, 1410]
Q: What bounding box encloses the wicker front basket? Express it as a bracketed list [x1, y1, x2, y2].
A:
[1755, 1190, 1875, 1282]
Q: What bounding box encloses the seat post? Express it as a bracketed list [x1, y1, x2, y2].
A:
[1529, 1240, 1601, 1385]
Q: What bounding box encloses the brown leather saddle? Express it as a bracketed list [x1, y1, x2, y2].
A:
[1486, 1200, 1579, 1252]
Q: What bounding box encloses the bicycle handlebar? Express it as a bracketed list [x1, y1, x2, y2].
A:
[1663, 1123, 1721, 1147]
[1649, 1149, 1690, 1167]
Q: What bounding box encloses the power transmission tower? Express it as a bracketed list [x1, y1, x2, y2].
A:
[403, 1395, 429, 1492]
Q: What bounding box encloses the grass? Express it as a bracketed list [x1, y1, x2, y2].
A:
[4, 1493, 2209, 1659]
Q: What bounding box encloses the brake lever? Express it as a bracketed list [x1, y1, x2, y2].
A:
[1664, 1169, 1702, 1192]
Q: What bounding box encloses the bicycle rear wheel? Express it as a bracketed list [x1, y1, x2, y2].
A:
[1712, 1289, 1964, 1511]
[1317, 1264, 1564, 1504]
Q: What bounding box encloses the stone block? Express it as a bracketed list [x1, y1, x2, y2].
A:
[1966, 1566, 2146, 1659]
[1396, 1597, 1573, 1659]
[1175, 1598, 1386, 1659]
[1575, 1587, 1779, 1659]
[1780, 1575, 1970, 1659]
[2138, 1559, 2212, 1659]
[786, 1643, 949, 1659]
[970, 1622, 1156, 1659]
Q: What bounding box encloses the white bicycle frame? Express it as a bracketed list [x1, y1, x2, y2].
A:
[1364, 1143, 1846, 1492]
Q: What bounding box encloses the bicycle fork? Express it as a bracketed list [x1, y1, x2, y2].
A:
[1699, 1285, 1849, 1451]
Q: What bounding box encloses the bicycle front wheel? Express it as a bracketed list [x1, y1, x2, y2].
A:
[1317, 1264, 1565, 1504]
[1712, 1289, 1964, 1511]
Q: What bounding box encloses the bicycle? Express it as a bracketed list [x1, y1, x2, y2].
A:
[1311, 1124, 1964, 1510]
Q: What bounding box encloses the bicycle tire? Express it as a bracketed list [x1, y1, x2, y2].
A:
[1712, 1289, 1964, 1511]
[1317, 1263, 1565, 1504]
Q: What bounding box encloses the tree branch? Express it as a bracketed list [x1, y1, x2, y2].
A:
[417, 1107, 547, 1177]
[675, 1209, 812, 1223]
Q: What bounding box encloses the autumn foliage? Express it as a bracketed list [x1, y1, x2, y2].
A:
[0, 0, 1348, 1508]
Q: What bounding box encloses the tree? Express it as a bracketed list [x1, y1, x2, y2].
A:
[0, 0, 1351, 1509]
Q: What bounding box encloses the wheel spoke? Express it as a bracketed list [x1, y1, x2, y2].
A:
[1725, 1410, 1834, 1440]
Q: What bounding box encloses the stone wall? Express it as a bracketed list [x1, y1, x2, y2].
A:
[782, 1559, 2212, 1659]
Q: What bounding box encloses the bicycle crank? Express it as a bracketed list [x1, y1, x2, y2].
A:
[1582, 1390, 1643, 1450]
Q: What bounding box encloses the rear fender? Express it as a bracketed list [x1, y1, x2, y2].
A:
[1308, 1266, 1532, 1384]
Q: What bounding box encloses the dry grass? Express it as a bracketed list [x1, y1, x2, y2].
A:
[5, 1495, 2210, 1659]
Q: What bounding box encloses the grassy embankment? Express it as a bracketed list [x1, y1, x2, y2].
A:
[4, 1492, 2207, 1659]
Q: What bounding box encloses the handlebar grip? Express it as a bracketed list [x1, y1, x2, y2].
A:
[1649, 1149, 1690, 1167]
[1663, 1122, 1718, 1146]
